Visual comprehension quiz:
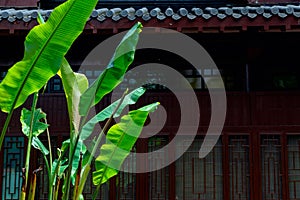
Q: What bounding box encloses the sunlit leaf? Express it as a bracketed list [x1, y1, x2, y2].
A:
[20, 108, 48, 137]
[0, 0, 98, 113]
[80, 87, 146, 140]
[58, 58, 89, 134]
[79, 22, 143, 116]
[93, 102, 159, 185]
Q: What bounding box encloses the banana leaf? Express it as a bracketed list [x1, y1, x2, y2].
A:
[37, 11, 88, 135]
[0, 0, 98, 113]
[79, 22, 143, 116]
[58, 58, 89, 134]
[93, 102, 159, 185]
[61, 138, 87, 185]
[21, 108, 48, 137]
[20, 108, 49, 155]
[80, 87, 146, 141]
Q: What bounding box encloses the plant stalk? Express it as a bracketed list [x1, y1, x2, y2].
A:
[21, 92, 39, 200]
[72, 152, 83, 200]
[45, 118, 53, 168]
[54, 176, 61, 200]
[28, 166, 43, 200]
[78, 89, 129, 200]
[0, 110, 13, 150]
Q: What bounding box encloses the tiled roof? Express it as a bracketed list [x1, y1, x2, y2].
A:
[1, 4, 300, 23]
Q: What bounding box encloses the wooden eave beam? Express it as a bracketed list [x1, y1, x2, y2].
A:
[0, 15, 298, 35]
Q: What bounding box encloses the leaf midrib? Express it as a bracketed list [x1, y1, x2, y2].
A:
[9, 0, 78, 113]
[98, 112, 144, 184]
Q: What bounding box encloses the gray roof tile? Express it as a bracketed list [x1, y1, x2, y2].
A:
[165, 8, 174, 16]
[120, 8, 135, 17]
[270, 6, 279, 14]
[205, 7, 218, 15]
[232, 13, 242, 19]
[157, 13, 166, 20]
[1, 4, 300, 24]
[127, 14, 136, 21]
[263, 13, 272, 18]
[135, 7, 148, 17]
[247, 13, 257, 18]
[278, 12, 288, 18]
[219, 7, 233, 15]
[293, 12, 300, 17]
[179, 8, 188, 16]
[202, 13, 212, 19]
[192, 8, 203, 16]
[187, 13, 196, 20]
[97, 15, 106, 22]
[106, 8, 121, 17]
[232, 7, 249, 15]
[217, 13, 226, 19]
[172, 13, 181, 20]
[142, 13, 151, 21]
[150, 8, 161, 17]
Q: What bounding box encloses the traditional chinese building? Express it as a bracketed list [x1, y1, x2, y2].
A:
[1, 0, 300, 199]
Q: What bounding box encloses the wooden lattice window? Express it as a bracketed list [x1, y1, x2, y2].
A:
[175, 137, 223, 200]
[261, 135, 282, 200]
[148, 137, 169, 200]
[287, 135, 300, 200]
[1, 137, 25, 200]
[228, 135, 250, 200]
[116, 145, 136, 200]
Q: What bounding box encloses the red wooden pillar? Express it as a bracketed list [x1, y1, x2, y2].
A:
[109, 176, 117, 199]
[222, 133, 230, 200]
[251, 131, 261, 200]
[136, 138, 149, 200]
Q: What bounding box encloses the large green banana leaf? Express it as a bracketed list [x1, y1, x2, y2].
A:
[37, 11, 89, 135]
[58, 58, 89, 134]
[80, 87, 146, 141]
[20, 108, 49, 156]
[93, 102, 159, 185]
[79, 22, 143, 116]
[0, 0, 97, 113]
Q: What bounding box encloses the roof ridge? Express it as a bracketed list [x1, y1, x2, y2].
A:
[1, 4, 300, 23]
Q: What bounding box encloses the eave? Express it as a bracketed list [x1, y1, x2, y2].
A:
[0, 5, 300, 34]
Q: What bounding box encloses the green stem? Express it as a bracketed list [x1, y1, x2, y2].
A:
[53, 176, 61, 200]
[72, 152, 83, 200]
[51, 147, 68, 200]
[0, 110, 13, 150]
[78, 89, 128, 200]
[42, 154, 53, 200]
[92, 184, 101, 200]
[45, 118, 53, 168]
[62, 103, 91, 199]
[21, 92, 39, 200]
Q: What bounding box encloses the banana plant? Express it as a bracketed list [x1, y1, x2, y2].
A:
[0, 0, 98, 150]
[0, 0, 159, 199]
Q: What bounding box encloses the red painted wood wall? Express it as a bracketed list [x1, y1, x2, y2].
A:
[0, 0, 37, 7]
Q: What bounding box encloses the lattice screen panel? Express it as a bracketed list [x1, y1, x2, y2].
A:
[2, 137, 25, 200]
[261, 135, 282, 200]
[148, 137, 169, 200]
[229, 135, 250, 200]
[287, 135, 300, 200]
[117, 145, 136, 200]
[175, 138, 223, 200]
